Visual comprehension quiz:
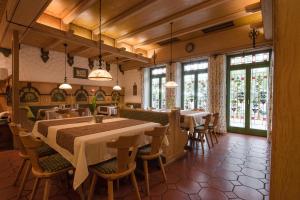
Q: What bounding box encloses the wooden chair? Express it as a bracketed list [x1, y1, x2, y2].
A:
[88, 135, 141, 200]
[8, 123, 56, 200]
[194, 114, 211, 154]
[192, 107, 206, 112]
[19, 132, 73, 200]
[19, 108, 35, 132]
[208, 113, 219, 146]
[137, 126, 168, 196]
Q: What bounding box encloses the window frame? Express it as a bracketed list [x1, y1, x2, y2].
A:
[149, 66, 166, 109]
[181, 60, 208, 109]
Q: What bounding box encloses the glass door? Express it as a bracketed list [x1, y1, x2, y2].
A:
[227, 51, 271, 136]
[150, 67, 166, 109]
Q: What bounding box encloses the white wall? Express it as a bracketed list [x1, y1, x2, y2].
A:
[0, 44, 124, 87]
[123, 69, 142, 103]
[0, 52, 12, 76]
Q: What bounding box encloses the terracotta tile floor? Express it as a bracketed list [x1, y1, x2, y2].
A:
[0, 133, 271, 200]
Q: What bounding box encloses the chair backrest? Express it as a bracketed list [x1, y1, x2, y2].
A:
[202, 114, 211, 130]
[106, 135, 141, 173]
[8, 122, 27, 155]
[19, 108, 34, 131]
[212, 113, 219, 127]
[48, 111, 60, 119]
[193, 107, 206, 112]
[19, 132, 44, 173]
[145, 126, 168, 155]
[78, 108, 90, 116]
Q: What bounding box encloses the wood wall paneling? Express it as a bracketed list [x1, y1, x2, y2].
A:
[270, 0, 300, 199]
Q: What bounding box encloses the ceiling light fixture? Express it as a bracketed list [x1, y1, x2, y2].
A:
[165, 22, 178, 88]
[113, 57, 122, 91]
[59, 43, 72, 90]
[88, 0, 112, 81]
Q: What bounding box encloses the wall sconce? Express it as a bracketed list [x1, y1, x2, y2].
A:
[249, 28, 260, 48]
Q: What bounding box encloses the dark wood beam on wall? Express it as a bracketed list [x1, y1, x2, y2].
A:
[12, 30, 19, 123]
[45, 38, 62, 50]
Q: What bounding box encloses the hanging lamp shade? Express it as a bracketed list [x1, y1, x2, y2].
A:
[165, 22, 178, 88]
[165, 80, 178, 88]
[59, 43, 72, 90]
[113, 85, 122, 91]
[88, 0, 112, 81]
[88, 67, 113, 81]
[59, 82, 72, 90]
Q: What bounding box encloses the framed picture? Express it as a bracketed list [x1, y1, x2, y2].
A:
[73, 67, 88, 79]
[133, 82, 137, 96]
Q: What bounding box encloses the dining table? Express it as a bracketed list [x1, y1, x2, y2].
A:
[32, 116, 162, 189]
[180, 110, 210, 133]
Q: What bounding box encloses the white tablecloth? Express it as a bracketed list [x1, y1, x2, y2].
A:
[32, 117, 160, 189]
[180, 111, 210, 133]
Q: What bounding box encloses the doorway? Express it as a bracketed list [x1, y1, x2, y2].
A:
[226, 50, 271, 136]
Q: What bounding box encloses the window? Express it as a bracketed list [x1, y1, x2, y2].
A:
[150, 67, 166, 109]
[182, 61, 208, 110]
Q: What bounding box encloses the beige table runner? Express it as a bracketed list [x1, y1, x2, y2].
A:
[56, 119, 148, 154]
[38, 116, 93, 136]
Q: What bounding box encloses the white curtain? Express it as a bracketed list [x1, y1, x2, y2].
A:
[208, 55, 227, 134]
[140, 68, 145, 108]
[166, 63, 177, 109]
[267, 51, 274, 143]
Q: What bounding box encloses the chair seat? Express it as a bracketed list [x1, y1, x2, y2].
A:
[92, 159, 117, 174]
[39, 153, 72, 173]
[138, 146, 152, 156]
[37, 144, 56, 157]
[195, 126, 205, 131]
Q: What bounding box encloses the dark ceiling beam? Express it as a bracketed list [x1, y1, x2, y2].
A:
[134, 10, 247, 48]
[62, 0, 97, 24]
[116, 0, 230, 43]
[93, 0, 158, 34]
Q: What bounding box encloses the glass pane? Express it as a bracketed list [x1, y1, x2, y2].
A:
[229, 70, 246, 128]
[151, 67, 166, 75]
[184, 62, 208, 71]
[161, 77, 166, 109]
[250, 68, 269, 130]
[151, 78, 160, 109]
[183, 74, 195, 110]
[197, 73, 208, 110]
[230, 52, 270, 66]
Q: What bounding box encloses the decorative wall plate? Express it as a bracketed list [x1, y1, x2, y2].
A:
[185, 42, 195, 53]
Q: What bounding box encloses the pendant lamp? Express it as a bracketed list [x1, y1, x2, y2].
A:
[88, 0, 112, 81]
[165, 22, 178, 88]
[59, 43, 72, 90]
[113, 57, 122, 91]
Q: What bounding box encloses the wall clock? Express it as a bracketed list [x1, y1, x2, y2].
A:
[185, 42, 195, 53]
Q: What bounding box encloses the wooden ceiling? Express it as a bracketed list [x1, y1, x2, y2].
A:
[0, 0, 265, 70]
[38, 0, 262, 51]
